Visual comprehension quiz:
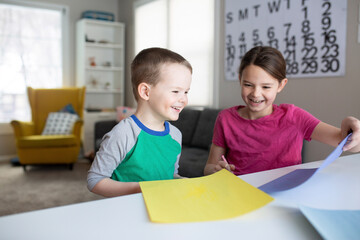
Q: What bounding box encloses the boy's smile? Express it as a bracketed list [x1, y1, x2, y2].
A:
[171, 106, 182, 112]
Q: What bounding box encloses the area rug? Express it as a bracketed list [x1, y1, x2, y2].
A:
[0, 159, 104, 216]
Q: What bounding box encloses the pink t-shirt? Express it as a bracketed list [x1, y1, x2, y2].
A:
[212, 104, 320, 175]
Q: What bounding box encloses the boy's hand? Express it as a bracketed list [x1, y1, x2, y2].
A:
[341, 116, 360, 152]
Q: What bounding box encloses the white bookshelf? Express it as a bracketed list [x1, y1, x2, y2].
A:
[76, 19, 125, 152]
[76, 19, 125, 111]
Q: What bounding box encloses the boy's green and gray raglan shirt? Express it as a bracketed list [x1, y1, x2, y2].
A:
[87, 115, 182, 191]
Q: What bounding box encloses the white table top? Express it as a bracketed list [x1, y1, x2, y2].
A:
[1, 153, 359, 240]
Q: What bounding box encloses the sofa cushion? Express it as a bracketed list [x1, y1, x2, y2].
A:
[94, 120, 118, 152]
[170, 108, 201, 146]
[178, 147, 209, 177]
[190, 108, 221, 149]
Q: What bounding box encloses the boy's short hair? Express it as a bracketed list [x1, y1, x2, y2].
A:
[131, 47, 192, 101]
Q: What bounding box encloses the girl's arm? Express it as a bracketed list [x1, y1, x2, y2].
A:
[311, 122, 342, 147]
[311, 116, 360, 152]
[91, 178, 141, 197]
[204, 144, 235, 175]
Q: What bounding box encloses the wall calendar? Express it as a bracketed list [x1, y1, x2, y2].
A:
[225, 0, 347, 81]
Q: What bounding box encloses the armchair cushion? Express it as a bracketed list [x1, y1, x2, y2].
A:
[41, 112, 78, 135]
[18, 135, 77, 148]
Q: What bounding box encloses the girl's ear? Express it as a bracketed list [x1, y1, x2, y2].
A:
[138, 83, 151, 100]
[277, 78, 288, 93]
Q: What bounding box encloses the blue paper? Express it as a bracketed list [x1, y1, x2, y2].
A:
[317, 133, 352, 171]
[300, 205, 360, 240]
[258, 168, 317, 192]
[259, 133, 352, 193]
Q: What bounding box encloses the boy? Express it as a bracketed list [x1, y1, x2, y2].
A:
[87, 48, 192, 197]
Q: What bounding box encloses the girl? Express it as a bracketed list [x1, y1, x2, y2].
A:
[204, 46, 360, 176]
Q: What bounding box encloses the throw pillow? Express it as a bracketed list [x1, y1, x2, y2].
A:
[42, 112, 78, 135]
[116, 106, 136, 122]
[59, 103, 78, 115]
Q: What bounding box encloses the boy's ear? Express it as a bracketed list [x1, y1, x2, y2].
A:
[138, 83, 151, 100]
[277, 78, 288, 93]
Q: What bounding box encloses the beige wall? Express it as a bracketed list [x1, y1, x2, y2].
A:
[217, 0, 360, 162]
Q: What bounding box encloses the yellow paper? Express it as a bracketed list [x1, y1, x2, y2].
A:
[140, 169, 274, 223]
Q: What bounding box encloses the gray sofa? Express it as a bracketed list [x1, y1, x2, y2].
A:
[169, 108, 221, 177]
[94, 107, 221, 178]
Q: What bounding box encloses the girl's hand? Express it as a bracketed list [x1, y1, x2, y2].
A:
[204, 144, 236, 175]
[341, 116, 360, 152]
[214, 160, 236, 173]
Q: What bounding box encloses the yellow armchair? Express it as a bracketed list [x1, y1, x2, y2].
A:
[11, 87, 86, 170]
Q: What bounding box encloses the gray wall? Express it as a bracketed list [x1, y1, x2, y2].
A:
[118, 0, 136, 107]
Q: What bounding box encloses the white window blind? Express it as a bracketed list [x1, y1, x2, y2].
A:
[0, 1, 66, 122]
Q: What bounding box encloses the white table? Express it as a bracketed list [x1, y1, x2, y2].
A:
[1, 154, 359, 240]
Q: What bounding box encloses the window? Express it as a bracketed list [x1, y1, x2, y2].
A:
[0, 1, 67, 123]
[134, 0, 215, 107]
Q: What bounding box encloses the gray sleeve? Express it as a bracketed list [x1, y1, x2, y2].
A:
[169, 123, 182, 175]
[87, 118, 140, 191]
